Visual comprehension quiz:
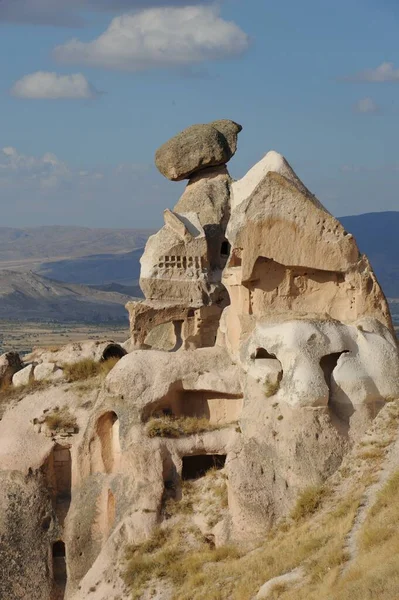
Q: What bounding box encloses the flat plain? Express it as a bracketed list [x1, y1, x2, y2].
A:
[0, 321, 129, 356]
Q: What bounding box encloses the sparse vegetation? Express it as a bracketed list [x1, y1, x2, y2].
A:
[145, 416, 222, 438]
[63, 357, 120, 382]
[264, 380, 280, 397]
[124, 403, 399, 600]
[290, 485, 327, 521]
[124, 524, 240, 600]
[44, 406, 78, 431]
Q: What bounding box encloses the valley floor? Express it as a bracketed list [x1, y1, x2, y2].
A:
[0, 321, 129, 356]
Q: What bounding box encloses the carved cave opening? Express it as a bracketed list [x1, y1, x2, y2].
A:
[95, 411, 121, 474]
[52, 541, 67, 600]
[221, 241, 230, 258]
[254, 348, 278, 360]
[320, 351, 350, 420]
[182, 454, 226, 480]
[102, 344, 126, 362]
[44, 444, 72, 527]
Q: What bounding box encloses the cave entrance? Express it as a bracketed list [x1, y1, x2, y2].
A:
[221, 241, 230, 258]
[320, 351, 350, 419]
[102, 344, 126, 362]
[52, 541, 66, 599]
[254, 348, 277, 360]
[44, 444, 72, 526]
[320, 352, 348, 389]
[171, 321, 184, 352]
[182, 454, 226, 480]
[96, 412, 121, 474]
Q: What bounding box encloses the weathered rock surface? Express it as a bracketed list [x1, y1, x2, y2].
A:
[1, 122, 398, 600]
[155, 120, 242, 181]
[0, 351, 23, 386]
[25, 340, 126, 367]
[12, 363, 34, 387]
[34, 361, 59, 382]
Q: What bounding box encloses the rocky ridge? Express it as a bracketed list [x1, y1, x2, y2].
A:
[0, 119, 398, 600]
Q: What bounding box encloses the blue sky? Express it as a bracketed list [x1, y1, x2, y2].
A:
[1, 0, 399, 228]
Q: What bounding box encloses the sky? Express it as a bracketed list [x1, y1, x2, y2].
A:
[1, 0, 399, 228]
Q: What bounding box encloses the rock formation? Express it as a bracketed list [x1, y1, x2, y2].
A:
[127, 120, 241, 352]
[1, 121, 398, 600]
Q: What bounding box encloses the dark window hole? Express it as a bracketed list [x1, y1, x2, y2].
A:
[254, 348, 277, 360]
[52, 540, 67, 589]
[102, 344, 126, 362]
[182, 454, 226, 480]
[221, 241, 230, 258]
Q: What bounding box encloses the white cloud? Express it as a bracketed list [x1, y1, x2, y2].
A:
[349, 62, 399, 83]
[0, 146, 70, 189]
[11, 72, 99, 99]
[54, 6, 249, 71]
[354, 97, 380, 114]
[0, 145, 180, 227]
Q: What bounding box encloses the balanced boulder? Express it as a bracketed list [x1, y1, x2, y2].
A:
[155, 120, 242, 181]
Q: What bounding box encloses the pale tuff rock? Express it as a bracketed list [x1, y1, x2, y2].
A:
[155, 120, 242, 181]
[1, 122, 399, 600]
[129, 161, 232, 351]
[34, 362, 63, 382]
[231, 150, 314, 209]
[25, 339, 126, 367]
[0, 351, 23, 386]
[12, 363, 35, 387]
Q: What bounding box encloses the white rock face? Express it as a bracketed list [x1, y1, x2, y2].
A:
[34, 362, 57, 382]
[12, 364, 34, 387]
[25, 340, 126, 366]
[242, 318, 399, 413]
[231, 150, 316, 210]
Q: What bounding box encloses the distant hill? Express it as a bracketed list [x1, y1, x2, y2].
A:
[0, 271, 136, 323]
[37, 248, 144, 287]
[340, 212, 399, 298]
[0, 226, 152, 265]
[35, 214, 398, 299]
[0, 215, 396, 325]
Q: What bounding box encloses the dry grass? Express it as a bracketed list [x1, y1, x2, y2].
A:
[123, 463, 367, 600]
[146, 416, 221, 438]
[124, 524, 240, 600]
[63, 357, 119, 382]
[44, 406, 78, 431]
[124, 402, 399, 600]
[316, 470, 399, 600]
[290, 485, 327, 521]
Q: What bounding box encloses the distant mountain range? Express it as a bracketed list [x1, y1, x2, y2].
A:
[340, 212, 399, 298]
[0, 214, 397, 323]
[0, 226, 151, 264]
[0, 271, 132, 323]
[37, 248, 143, 288]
